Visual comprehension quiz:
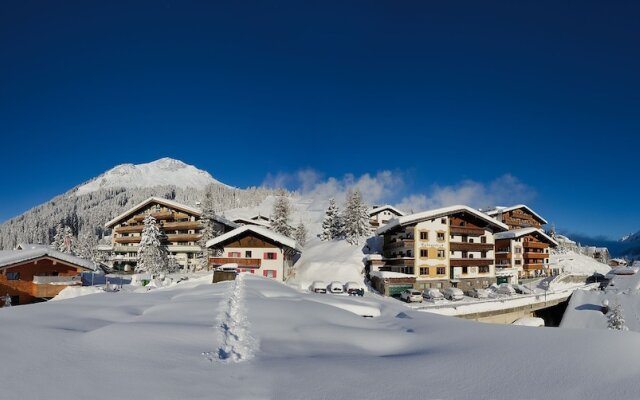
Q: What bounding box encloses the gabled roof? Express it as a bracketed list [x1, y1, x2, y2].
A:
[0, 248, 101, 271]
[494, 227, 558, 246]
[369, 205, 406, 217]
[106, 197, 203, 228]
[376, 205, 509, 235]
[206, 226, 302, 252]
[484, 204, 548, 225]
[232, 217, 271, 228]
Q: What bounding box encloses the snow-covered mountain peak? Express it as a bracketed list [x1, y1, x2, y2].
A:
[74, 158, 226, 196]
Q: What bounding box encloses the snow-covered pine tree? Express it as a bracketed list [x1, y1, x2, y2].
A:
[75, 232, 99, 262]
[51, 223, 64, 251]
[271, 189, 292, 237]
[136, 215, 171, 275]
[61, 226, 75, 254]
[320, 198, 343, 241]
[607, 302, 628, 331]
[196, 193, 222, 271]
[294, 221, 308, 247]
[343, 189, 371, 245]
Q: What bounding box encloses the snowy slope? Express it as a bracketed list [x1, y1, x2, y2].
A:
[286, 239, 366, 289]
[551, 249, 610, 275]
[75, 158, 226, 195]
[2, 275, 640, 399]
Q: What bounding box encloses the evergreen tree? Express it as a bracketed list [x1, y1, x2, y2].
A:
[136, 215, 172, 275]
[271, 190, 292, 237]
[61, 226, 75, 254]
[320, 198, 343, 241]
[294, 221, 308, 247]
[343, 189, 371, 245]
[3, 294, 11, 308]
[75, 232, 99, 261]
[607, 302, 628, 331]
[51, 223, 64, 251]
[196, 193, 222, 271]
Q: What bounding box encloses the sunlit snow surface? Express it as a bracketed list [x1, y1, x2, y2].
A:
[0, 275, 639, 399]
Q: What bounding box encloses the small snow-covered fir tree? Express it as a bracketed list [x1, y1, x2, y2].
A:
[271, 190, 292, 237]
[196, 194, 222, 271]
[607, 302, 628, 331]
[61, 226, 75, 254]
[136, 215, 171, 275]
[294, 221, 308, 247]
[51, 223, 64, 251]
[320, 198, 343, 241]
[3, 294, 11, 308]
[343, 189, 371, 245]
[75, 232, 99, 261]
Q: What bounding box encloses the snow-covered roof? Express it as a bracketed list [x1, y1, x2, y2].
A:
[484, 204, 548, 224]
[610, 258, 628, 264]
[106, 197, 203, 228]
[0, 248, 100, 272]
[370, 270, 415, 279]
[15, 243, 50, 250]
[105, 197, 238, 230]
[369, 205, 406, 217]
[205, 226, 302, 252]
[494, 227, 558, 246]
[376, 205, 509, 235]
[232, 217, 271, 228]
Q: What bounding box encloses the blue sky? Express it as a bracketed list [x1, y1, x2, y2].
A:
[1, 0, 639, 239]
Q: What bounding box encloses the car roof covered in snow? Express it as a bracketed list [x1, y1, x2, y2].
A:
[376, 205, 509, 235]
[0, 248, 101, 272]
[205, 225, 302, 252]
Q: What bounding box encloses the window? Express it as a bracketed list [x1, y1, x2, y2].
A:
[6, 272, 19, 280]
[462, 266, 468, 274]
[441, 218, 446, 224]
[436, 282, 442, 288]
[437, 249, 445, 258]
[419, 267, 429, 275]
[420, 249, 428, 257]
[263, 270, 277, 278]
[436, 232, 445, 241]
[479, 266, 490, 273]
[481, 236, 487, 244]
[515, 247, 522, 254]
[264, 252, 277, 260]
[436, 267, 446, 275]
[420, 232, 428, 240]
[227, 252, 241, 258]
[469, 254, 474, 259]
[245, 251, 252, 258]
[515, 260, 522, 265]
[481, 251, 487, 258]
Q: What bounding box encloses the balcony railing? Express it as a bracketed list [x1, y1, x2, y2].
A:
[524, 252, 548, 259]
[450, 258, 493, 267]
[449, 226, 485, 236]
[209, 257, 262, 268]
[449, 242, 493, 251]
[33, 276, 80, 285]
[523, 242, 548, 249]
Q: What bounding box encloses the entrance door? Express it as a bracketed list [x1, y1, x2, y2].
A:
[497, 276, 508, 285]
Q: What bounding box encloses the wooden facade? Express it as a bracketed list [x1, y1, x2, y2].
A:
[0, 257, 90, 305]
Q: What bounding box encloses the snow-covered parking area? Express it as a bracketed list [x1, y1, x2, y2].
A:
[0, 275, 639, 400]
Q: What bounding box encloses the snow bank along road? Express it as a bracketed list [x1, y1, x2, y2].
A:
[1, 275, 640, 400]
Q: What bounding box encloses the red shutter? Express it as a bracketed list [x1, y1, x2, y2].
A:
[250, 269, 255, 274]
[273, 270, 277, 278]
[273, 253, 277, 260]
[263, 270, 268, 277]
[263, 252, 268, 260]
[228, 252, 232, 257]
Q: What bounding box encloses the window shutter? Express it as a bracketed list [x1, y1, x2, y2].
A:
[273, 253, 277, 260]
[273, 270, 277, 278]
[263, 270, 268, 277]
[263, 252, 268, 260]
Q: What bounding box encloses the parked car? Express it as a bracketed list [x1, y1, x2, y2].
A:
[310, 281, 327, 293]
[345, 281, 364, 295]
[400, 289, 423, 303]
[423, 288, 444, 301]
[466, 287, 490, 299]
[442, 287, 464, 301]
[496, 283, 516, 295]
[328, 281, 344, 294]
[512, 317, 545, 327]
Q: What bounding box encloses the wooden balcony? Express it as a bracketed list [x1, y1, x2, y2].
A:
[449, 226, 485, 236]
[384, 258, 415, 267]
[450, 258, 493, 267]
[495, 253, 512, 259]
[209, 257, 261, 268]
[166, 234, 201, 242]
[523, 241, 548, 249]
[115, 225, 144, 234]
[161, 221, 201, 230]
[523, 263, 545, 270]
[384, 239, 414, 250]
[114, 236, 142, 244]
[524, 252, 548, 259]
[449, 242, 494, 251]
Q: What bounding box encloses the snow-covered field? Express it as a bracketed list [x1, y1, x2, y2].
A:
[2, 274, 640, 399]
